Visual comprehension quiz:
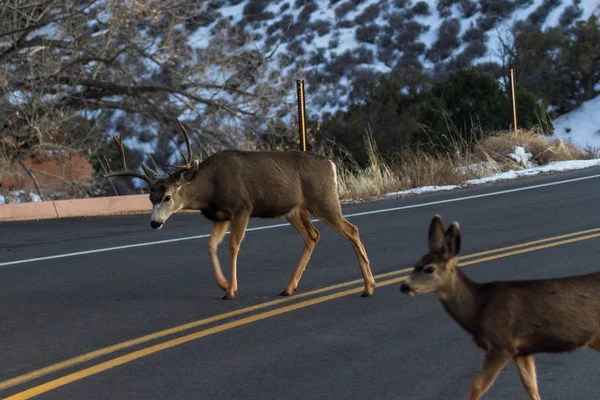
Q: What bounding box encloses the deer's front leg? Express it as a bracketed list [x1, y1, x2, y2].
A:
[223, 213, 250, 300]
[208, 221, 230, 292]
[514, 355, 541, 400]
[467, 349, 512, 400]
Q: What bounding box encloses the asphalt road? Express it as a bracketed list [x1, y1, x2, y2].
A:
[2, 167, 600, 399]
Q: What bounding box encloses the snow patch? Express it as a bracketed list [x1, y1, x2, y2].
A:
[455, 162, 495, 175]
[382, 158, 600, 201]
[551, 95, 600, 150]
[467, 159, 600, 184]
[385, 185, 459, 197]
[0, 190, 43, 205]
[508, 146, 534, 168]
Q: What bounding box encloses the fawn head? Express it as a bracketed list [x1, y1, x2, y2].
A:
[400, 215, 461, 297]
[103, 120, 199, 230]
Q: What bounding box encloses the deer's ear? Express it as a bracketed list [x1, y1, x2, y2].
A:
[428, 215, 445, 253]
[443, 222, 461, 260]
[175, 160, 199, 187]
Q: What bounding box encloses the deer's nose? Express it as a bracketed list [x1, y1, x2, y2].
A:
[150, 221, 163, 230]
[400, 283, 411, 293]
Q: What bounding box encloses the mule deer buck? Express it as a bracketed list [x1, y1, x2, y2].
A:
[103, 120, 376, 300]
[400, 215, 600, 400]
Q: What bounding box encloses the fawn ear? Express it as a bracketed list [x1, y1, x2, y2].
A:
[428, 215, 445, 253]
[174, 159, 200, 188]
[443, 222, 461, 260]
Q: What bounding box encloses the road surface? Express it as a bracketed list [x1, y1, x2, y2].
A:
[2, 167, 600, 399]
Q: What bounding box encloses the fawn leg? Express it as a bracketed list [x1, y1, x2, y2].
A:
[467, 349, 512, 400]
[514, 355, 542, 400]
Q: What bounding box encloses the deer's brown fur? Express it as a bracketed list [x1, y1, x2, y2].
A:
[400, 215, 600, 400]
[103, 120, 376, 300]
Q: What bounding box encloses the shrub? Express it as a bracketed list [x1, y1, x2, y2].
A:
[527, 0, 562, 26]
[458, 0, 477, 18]
[242, 0, 271, 22]
[356, 24, 380, 44]
[266, 14, 293, 35]
[479, 0, 515, 19]
[309, 49, 327, 66]
[335, 1, 357, 19]
[336, 20, 354, 28]
[427, 18, 460, 62]
[462, 23, 486, 42]
[377, 32, 397, 65]
[388, 11, 406, 27]
[559, 4, 584, 27]
[311, 20, 331, 36]
[394, 0, 410, 8]
[462, 40, 487, 59]
[298, 2, 318, 23]
[437, 0, 459, 18]
[476, 15, 497, 31]
[395, 21, 425, 46]
[393, 51, 424, 76]
[412, 1, 430, 16]
[326, 47, 374, 77]
[405, 41, 426, 55]
[355, 3, 380, 24]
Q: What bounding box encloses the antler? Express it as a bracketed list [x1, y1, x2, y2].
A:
[170, 119, 194, 170]
[103, 135, 158, 185]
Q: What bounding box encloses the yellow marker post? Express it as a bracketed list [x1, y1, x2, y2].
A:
[296, 80, 307, 151]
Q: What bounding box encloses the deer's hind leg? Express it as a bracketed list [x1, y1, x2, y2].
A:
[514, 355, 541, 400]
[208, 221, 230, 291]
[311, 205, 375, 297]
[281, 206, 320, 296]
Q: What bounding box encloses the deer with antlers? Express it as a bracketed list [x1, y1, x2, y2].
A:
[103, 120, 376, 300]
[400, 215, 600, 400]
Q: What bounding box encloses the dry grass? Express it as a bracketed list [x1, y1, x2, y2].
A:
[391, 149, 482, 188]
[328, 131, 400, 199]
[329, 131, 490, 200]
[475, 129, 596, 166]
[332, 128, 599, 201]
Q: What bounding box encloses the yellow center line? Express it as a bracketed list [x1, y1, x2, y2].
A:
[458, 231, 600, 266]
[457, 226, 600, 260]
[9, 226, 600, 400]
[2, 227, 600, 396]
[3, 280, 393, 400]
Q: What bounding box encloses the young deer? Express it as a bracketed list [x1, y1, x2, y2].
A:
[103, 120, 376, 300]
[400, 215, 600, 400]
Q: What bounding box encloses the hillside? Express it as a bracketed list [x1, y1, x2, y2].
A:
[190, 0, 600, 116]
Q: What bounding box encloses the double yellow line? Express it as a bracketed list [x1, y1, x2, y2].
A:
[4, 227, 600, 399]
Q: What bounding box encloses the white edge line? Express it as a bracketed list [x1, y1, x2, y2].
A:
[2, 173, 600, 268]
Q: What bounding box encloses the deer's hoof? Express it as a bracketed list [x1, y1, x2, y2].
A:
[222, 294, 235, 300]
[279, 290, 292, 296]
[360, 292, 373, 298]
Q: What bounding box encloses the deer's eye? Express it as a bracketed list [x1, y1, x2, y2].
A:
[424, 266, 435, 274]
[164, 195, 172, 202]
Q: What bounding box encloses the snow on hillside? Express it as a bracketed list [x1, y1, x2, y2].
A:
[184, 0, 599, 116]
[551, 94, 600, 150]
